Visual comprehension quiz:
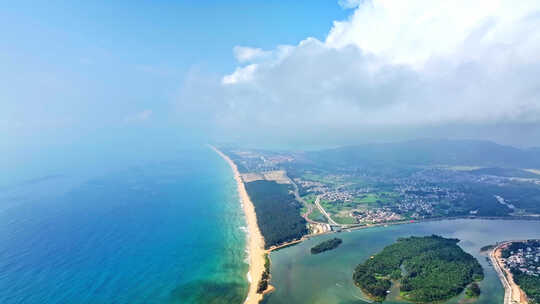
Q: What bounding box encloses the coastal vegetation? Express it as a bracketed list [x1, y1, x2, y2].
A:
[352, 235, 484, 302]
[501, 240, 540, 303]
[511, 269, 540, 303]
[244, 180, 307, 248]
[310, 238, 342, 254]
[307, 208, 328, 223]
[465, 282, 481, 298]
[257, 254, 271, 294]
[479, 244, 496, 252]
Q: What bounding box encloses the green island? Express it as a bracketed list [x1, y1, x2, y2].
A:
[352, 235, 484, 303]
[310, 238, 343, 254]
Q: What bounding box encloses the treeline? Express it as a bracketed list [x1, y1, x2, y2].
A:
[465, 282, 481, 298]
[245, 180, 307, 248]
[310, 238, 342, 254]
[257, 254, 271, 294]
[511, 269, 540, 304]
[353, 235, 483, 302]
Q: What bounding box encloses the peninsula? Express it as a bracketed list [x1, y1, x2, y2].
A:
[489, 240, 540, 304]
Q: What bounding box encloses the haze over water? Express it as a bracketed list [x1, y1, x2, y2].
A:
[0, 135, 248, 304]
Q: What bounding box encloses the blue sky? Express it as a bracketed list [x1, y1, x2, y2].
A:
[0, 1, 352, 179]
[3, 0, 540, 153]
[1, 1, 347, 138]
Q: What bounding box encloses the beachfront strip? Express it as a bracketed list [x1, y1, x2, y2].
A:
[490, 240, 540, 304]
[211, 146, 268, 304]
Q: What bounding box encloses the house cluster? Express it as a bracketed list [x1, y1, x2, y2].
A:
[294, 178, 329, 194]
[395, 200, 434, 217]
[504, 244, 540, 277]
[351, 208, 402, 223]
[320, 190, 355, 202]
[392, 184, 466, 217]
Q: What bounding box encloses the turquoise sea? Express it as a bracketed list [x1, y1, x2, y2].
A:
[0, 142, 248, 304]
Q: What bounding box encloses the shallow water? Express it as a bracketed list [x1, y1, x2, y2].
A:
[265, 219, 540, 304]
[0, 146, 248, 304]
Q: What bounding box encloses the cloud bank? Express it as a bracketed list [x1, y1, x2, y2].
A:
[178, 0, 540, 144]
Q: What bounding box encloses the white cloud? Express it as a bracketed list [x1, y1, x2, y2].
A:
[179, 0, 540, 141]
[123, 109, 152, 123]
[222, 64, 258, 84]
[326, 0, 540, 67]
[233, 46, 271, 63]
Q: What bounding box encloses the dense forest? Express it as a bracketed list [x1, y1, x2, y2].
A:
[245, 180, 307, 248]
[353, 235, 483, 302]
[511, 270, 540, 304]
[310, 238, 342, 254]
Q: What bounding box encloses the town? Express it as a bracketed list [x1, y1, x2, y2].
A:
[222, 146, 540, 227]
[502, 241, 540, 277]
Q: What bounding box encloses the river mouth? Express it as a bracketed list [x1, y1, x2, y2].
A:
[264, 219, 540, 304]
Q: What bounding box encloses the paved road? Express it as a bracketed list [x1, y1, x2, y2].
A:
[314, 195, 339, 226]
[288, 175, 323, 224]
[490, 241, 527, 304]
[490, 242, 513, 304]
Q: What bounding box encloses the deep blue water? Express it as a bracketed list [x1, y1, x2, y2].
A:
[0, 145, 248, 303]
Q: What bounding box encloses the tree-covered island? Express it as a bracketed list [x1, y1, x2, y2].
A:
[353, 235, 484, 303]
[310, 238, 343, 254]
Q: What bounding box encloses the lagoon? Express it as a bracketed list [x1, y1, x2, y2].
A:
[264, 219, 540, 304]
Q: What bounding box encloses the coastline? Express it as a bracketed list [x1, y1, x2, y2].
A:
[210, 146, 266, 304]
[489, 241, 528, 304]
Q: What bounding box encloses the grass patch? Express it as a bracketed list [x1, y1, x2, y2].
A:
[355, 193, 379, 204]
[308, 208, 328, 223]
[333, 215, 357, 225]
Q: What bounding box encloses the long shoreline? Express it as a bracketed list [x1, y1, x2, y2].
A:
[210, 146, 266, 304]
[490, 241, 529, 304]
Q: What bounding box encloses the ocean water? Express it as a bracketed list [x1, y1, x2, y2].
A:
[265, 219, 540, 304]
[0, 144, 248, 303]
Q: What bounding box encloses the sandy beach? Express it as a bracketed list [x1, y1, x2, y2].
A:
[490, 242, 529, 304]
[211, 146, 266, 304]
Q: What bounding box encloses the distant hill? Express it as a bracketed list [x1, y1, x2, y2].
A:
[469, 167, 540, 179]
[306, 139, 540, 169]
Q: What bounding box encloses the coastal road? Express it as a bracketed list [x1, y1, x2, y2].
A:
[287, 175, 332, 234]
[314, 195, 339, 226]
[490, 242, 513, 304]
[490, 241, 527, 304]
[287, 175, 321, 224]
